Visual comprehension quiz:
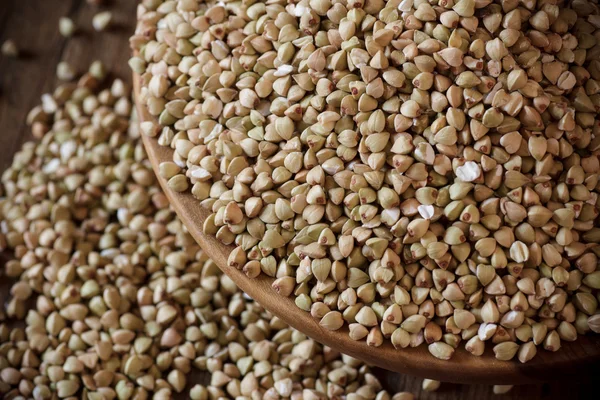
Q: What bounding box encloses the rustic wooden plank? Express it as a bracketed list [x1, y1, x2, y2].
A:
[61, 0, 139, 82]
[0, 2, 15, 35]
[0, 1, 597, 399]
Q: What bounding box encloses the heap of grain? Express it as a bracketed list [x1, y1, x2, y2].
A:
[131, 0, 600, 360]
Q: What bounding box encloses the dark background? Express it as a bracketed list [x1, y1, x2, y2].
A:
[0, 0, 596, 398]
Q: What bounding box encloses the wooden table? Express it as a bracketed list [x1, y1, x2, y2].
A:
[0, 1, 597, 398]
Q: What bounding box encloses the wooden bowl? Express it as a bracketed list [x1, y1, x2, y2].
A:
[133, 74, 600, 385]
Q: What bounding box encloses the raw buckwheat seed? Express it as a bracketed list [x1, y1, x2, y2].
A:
[131, 0, 600, 360]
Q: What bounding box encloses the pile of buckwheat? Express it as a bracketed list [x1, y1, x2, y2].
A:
[131, 0, 600, 361]
[0, 64, 425, 399]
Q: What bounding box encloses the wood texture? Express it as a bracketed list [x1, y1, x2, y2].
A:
[134, 67, 600, 386]
[0, 0, 598, 398]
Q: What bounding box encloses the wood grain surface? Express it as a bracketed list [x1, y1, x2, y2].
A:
[0, 0, 598, 398]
